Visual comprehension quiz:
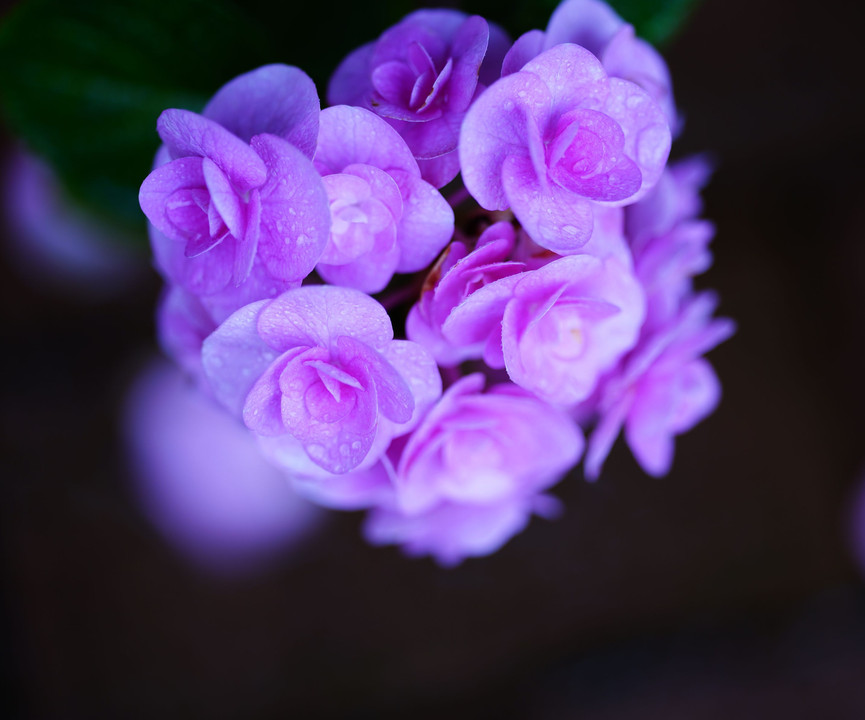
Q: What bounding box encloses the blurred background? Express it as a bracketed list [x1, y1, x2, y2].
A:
[2, 0, 865, 717]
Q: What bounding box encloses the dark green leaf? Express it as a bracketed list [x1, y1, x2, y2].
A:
[0, 0, 273, 232]
[0, 0, 418, 238]
[607, 0, 703, 45]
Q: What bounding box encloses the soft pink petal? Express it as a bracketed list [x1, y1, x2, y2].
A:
[250, 133, 331, 282]
[502, 154, 594, 253]
[390, 169, 453, 272]
[201, 299, 277, 416]
[257, 285, 393, 352]
[601, 78, 671, 198]
[584, 394, 630, 480]
[460, 70, 551, 211]
[520, 43, 609, 118]
[442, 271, 525, 347]
[242, 349, 304, 436]
[380, 340, 443, 434]
[317, 223, 400, 293]
[279, 354, 378, 474]
[315, 105, 418, 176]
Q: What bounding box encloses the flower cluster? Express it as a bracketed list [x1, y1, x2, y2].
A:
[140, 0, 733, 565]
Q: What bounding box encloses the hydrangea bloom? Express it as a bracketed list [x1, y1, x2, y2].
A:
[627, 157, 715, 329]
[137, 0, 732, 565]
[312, 105, 454, 292]
[406, 221, 526, 366]
[584, 293, 734, 478]
[443, 221, 645, 405]
[364, 374, 582, 564]
[328, 9, 509, 188]
[140, 65, 330, 322]
[461, 43, 671, 253]
[503, 0, 678, 131]
[141, 120, 329, 294]
[202, 285, 441, 474]
[365, 493, 562, 567]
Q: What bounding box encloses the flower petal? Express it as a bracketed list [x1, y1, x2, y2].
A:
[202, 299, 278, 416]
[502, 154, 594, 253]
[390, 169, 454, 272]
[257, 285, 393, 352]
[250, 133, 331, 282]
[460, 70, 551, 211]
[203, 64, 320, 158]
[157, 109, 267, 191]
[315, 105, 419, 176]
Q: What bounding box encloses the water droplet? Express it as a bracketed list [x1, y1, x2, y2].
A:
[307, 444, 325, 459]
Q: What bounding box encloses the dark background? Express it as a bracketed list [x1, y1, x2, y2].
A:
[3, 0, 865, 717]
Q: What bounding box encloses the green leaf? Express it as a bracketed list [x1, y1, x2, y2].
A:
[0, 0, 273, 233]
[0, 0, 417, 238]
[607, 0, 703, 46]
[0, 0, 695, 242]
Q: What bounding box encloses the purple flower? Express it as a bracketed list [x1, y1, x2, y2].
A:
[444, 223, 645, 405]
[328, 9, 510, 188]
[202, 285, 441, 474]
[626, 157, 715, 330]
[584, 292, 735, 479]
[124, 358, 324, 575]
[503, 0, 678, 131]
[406, 221, 526, 366]
[140, 65, 331, 320]
[362, 374, 582, 565]
[312, 106, 454, 293]
[366, 493, 562, 567]
[627, 156, 713, 254]
[157, 284, 217, 385]
[460, 43, 671, 253]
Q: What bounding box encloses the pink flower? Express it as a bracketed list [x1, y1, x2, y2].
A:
[364, 374, 582, 565]
[202, 285, 441, 474]
[461, 43, 670, 253]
